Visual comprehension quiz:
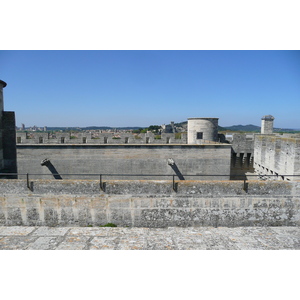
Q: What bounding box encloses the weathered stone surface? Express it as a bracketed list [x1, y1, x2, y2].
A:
[16, 144, 231, 181]
[56, 241, 87, 250]
[0, 226, 299, 249]
[32, 227, 69, 236]
[0, 180, 299, 227]
[254, 135, 300, 182]
[0, 226, 36, 235]
[0, 236, 38, 250]
[26, 236, 64, 250]
[89, 236, 118, 250]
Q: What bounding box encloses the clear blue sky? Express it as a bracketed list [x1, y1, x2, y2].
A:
[1, 50, 299, 128]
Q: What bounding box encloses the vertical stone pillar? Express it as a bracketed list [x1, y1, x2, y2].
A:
[0, 81, 5, 104]
[0, 80, 7, 170]
[0, 80, 17, 177]
[261, 115, 275, 134]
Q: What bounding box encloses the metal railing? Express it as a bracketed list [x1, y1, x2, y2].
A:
[0, 173, 299, 192]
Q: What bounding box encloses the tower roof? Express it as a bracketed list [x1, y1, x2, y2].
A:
[261, 115, 274, 120]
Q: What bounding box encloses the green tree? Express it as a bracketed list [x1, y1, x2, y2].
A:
[148, 125, 161, 133]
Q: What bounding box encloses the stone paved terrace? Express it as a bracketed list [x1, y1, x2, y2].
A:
[0, 226, 299, 250]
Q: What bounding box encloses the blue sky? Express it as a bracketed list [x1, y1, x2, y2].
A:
[1, 50, 299, 128]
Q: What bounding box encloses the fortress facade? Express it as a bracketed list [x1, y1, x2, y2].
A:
[13, 116, 300, 182]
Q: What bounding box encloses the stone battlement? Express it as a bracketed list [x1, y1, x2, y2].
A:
[16, 132, 187, 144]
[1, 179, 299, 227]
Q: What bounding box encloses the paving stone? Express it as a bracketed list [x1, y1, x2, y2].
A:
[175, 236, 207, 250]
[269, 235, 300, 249]
[64, 236, 90, 243]
[105, 227, 150, 237]
[270, 227, 300, 237]
[0, 226, 36, 236]
[241, 227, 277, 236]
[253, 235, 286, 250]
[0, 226, 300, 250]
[31, 227, 70, 236]
[116, 236, 147, 250]
[68, 227, 109, 236]
[26, 236, 64, 250]
[202, 234, 237, 250]
[56, 242, 87, 250]
[146, 231, 177, 250]
[230, 236, 268, 250]
[89, 236, 118, 250]
[0, 236, 38, 250]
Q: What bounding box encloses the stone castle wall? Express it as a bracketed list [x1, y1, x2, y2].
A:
[254, 135, 300, 181]
[16, 132, 187, 144]
[0, 179, 299, 227]
[16, 144, 232, 180]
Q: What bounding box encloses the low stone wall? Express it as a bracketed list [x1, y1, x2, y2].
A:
[0, 179, 299, 227]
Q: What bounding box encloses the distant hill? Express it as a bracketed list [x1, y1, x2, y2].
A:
[174, 121, 257, 132]
[23, 123, 299, 133]
[222, 124, 261, 132]
[174, 122, 299, 133]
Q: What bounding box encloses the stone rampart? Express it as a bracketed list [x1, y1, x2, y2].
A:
[16, 144, 231, 180]
[16, 132, 188, 144]
[0, 179, 299, 227]
[254, 135, 300, 180]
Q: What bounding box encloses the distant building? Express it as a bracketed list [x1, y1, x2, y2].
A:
[161, 121, 175, 133]
[261, 115, 275, 134]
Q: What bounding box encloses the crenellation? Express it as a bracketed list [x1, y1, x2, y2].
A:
[16, 131, 188, 145]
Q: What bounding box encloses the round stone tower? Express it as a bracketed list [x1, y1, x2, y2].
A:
[187, 118, 219, 144]
[261, 115, 275, 134]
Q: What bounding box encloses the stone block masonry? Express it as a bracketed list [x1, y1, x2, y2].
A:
[16, 132, 188, 145]
[254, 135, 300, 180]
[1, 226, 299, 249]
[0, 179, 299, 227]
[16, 144, 232, 180]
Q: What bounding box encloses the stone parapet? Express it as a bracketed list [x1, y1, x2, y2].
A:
[0, 179, 299, 227]
[16, 132, 188, 144]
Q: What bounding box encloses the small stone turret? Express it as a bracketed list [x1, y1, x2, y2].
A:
[261, 115, 275, 134]
[187, 118, 219, 144]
